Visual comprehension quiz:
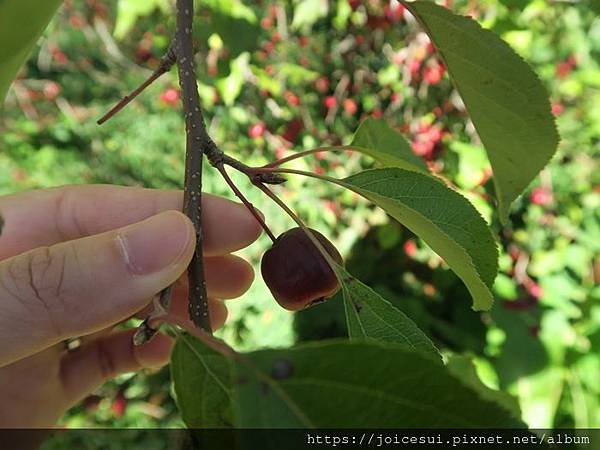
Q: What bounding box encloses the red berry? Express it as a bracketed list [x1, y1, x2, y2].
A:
[298, 36, 309, 47]
[343, 98, 358, 115]
[282, 118, 303, 143]
[384, 3, 405, 22]
[261, 228, 343, 311]
[412, 140, 435, 158]
[43, 81, 61, 100]
[324, 96, 337, 109]
[404, 240, 417, 257]
[527, 282, 543, 299]
[423, 66, 443, 85]
[556, 61, 572, 79]
[261, 17, 273, 29]
[551, 102, 565, 116]
[348, 0, 361, 11]
[111, 393, 127, 418]
[315, 76, 330, 93]
[69, 14, 86, 28]
[391, 92, 402, 103]
[159, 88, 180, 106]
[285, 91, 300, 107]
[427, 126, 443, 143]
[248, 122, 266, 139]
[530, 187, 552, 206]
[263, 41, 275, 54]
[418, 122, 432, 134]
[52, 49, 68, 65]
[409, 59, 422, 77]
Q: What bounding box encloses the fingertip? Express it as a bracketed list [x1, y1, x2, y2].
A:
[134, 333, 175, 369]
[202, 195, 264, 255]
[230, 256, 255, 298]
[224, 201, 264, 248]
[209, 300, 228, 331]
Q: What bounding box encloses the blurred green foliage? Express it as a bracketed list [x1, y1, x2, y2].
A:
[1, 0, 598, 434]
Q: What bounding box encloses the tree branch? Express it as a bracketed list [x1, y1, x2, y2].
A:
[176, 0, 211, 333]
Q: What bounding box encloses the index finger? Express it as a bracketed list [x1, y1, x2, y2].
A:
[0, 184, 262, 259]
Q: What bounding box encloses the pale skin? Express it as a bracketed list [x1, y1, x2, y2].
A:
[0, 185, 262, 427]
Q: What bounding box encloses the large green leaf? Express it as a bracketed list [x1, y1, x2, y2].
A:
[338, 168, 498, 311]
[402, 1, 559, 222]
[232, 340, 524, 427]
[446, 354, 521, 418]
[350, 118, 428, 173]
[338, 266, 440, 358]
[172, 337, 524, 430]
[171, 334, 234, 428]
[0, 0, 63, 103]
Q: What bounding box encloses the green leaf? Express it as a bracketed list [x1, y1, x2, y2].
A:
[216, 53, 249, 105]
[339, 266, 440, 358]
[350, 118, 428, 173]
[113, 0, 170, 40]
[0, 0, 63, 103]
[201, 0, 257, 23]
[446, 355, 521, 418]
[171, 334, 234, 428]
[339, 168, 498, 311]
[233, 340, 524, 427]
[277, 63, 320, 86]
[292, 0, 329, 31]
[194, 1, 260, 59]
[449, 141, 491, 190]
[402, 1, 559, 222]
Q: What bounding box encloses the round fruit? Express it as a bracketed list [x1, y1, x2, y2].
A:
[261, 227, 343, 311]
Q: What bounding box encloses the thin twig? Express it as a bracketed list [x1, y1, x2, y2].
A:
[133, 286, 173, 345]
[97, 45, 176, 125]
[216, 165, 277, 242]
[262, 146, 350, 168]
[255, 166, 342, 186]
[252, 182, 343, 279]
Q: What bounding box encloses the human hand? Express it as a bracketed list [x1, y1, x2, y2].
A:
[0, 184, 261, 427]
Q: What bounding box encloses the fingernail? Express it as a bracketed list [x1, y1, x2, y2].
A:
[118, 211, 192, 275]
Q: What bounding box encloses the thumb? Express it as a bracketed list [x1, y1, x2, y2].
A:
[0, 211, 195, 367]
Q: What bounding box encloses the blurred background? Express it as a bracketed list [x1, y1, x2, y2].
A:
[1, 0, 598, 433]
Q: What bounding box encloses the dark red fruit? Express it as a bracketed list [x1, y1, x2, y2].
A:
[261, 227, 343, 311]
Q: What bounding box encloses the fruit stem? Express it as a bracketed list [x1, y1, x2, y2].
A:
[216, 165, 277, 242]
[253, 182, 343, 279]
[97, 44, 176, 125]
[263, 145, 352, 168]
[255, 166, 342, 186]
